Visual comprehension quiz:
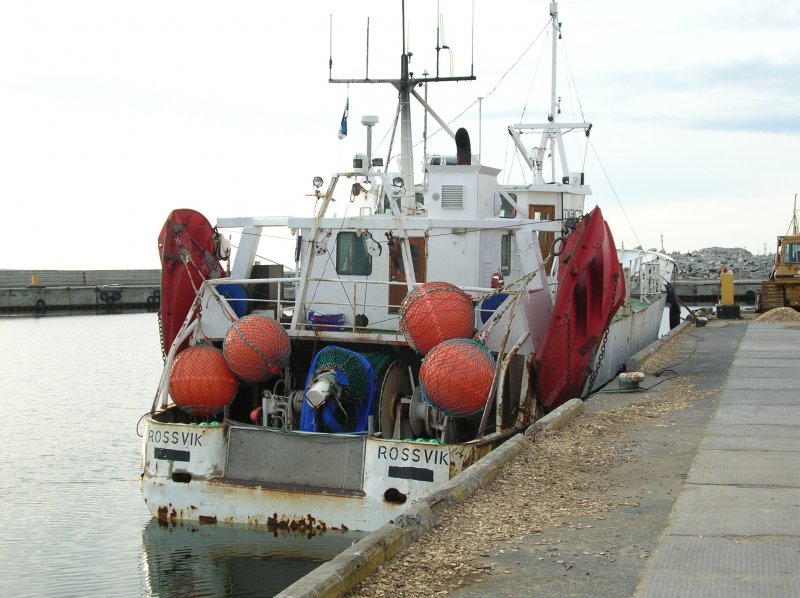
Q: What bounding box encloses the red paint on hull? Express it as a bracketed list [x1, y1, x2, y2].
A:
[158, 209, 225, 355]
[533, 207, 626, 411]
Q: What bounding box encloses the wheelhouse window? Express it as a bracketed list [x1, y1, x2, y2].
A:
[501, 233, 512, 276]
[785, 242, 800, 264]
[499, 193, 517, 218]
[336, 232, 372, 275]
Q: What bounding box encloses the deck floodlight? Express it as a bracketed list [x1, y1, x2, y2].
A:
[312, 176, 324, 188]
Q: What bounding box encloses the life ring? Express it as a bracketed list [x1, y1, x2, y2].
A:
[35, 298, 47, 314]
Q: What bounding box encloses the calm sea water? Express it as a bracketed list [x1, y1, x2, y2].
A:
[0, 313, 361, 598]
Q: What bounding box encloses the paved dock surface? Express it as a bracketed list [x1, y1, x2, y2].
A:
[445, 319, 800, 597]
[638, 321, 800, 597]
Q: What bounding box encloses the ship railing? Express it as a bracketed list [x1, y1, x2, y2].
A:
[156, 275, 527, 418]
[202, 276, 299, 324]
[153, 316, 200, 412]
[202, 276, 495, 338]
[153, 275, 497, 410]
[619, 251, 673, 298]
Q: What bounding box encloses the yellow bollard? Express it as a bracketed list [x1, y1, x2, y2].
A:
[31, 274, 39, 286]
[720, 272, 734, 306]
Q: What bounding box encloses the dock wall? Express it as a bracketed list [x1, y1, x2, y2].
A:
[0, 269, 161, 316]
[672, 279, 761, 305]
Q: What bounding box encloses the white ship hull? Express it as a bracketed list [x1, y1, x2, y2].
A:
[141, 417, 491, 531]
[591, 293, 668, 392]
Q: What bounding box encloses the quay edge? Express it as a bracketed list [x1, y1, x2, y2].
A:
[0, 269, 160, 316]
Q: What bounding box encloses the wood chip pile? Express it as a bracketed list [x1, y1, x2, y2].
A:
[347, 379, 714, 597]
[754, 307, 800, 322]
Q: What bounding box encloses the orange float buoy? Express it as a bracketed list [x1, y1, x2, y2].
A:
[419, 339, 495, 417]
[169, 345, 238, 416]
[399, 282, 475, 355]
[223, 314, 290, 383]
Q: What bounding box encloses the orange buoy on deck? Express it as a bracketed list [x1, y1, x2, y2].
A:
[169, 345, 238, 416]
[419, 339, 495, 417]
[223, 314, 290, 382]
[399, 282, 475, 355]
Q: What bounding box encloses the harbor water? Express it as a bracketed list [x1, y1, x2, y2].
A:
[0, 313, 363, 598]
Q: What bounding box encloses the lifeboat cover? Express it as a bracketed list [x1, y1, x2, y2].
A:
[533, 207, 626, 410]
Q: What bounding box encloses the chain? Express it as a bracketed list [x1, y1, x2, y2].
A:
[584, 272, 620, 397]
[158, 312, 166, 362]
[584, 329, 609, 398]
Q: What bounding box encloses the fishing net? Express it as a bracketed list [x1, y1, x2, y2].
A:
[169, 345, 238, 417]
[399, 282, 475, 355]
[301, 346, 392, 433]
[310, 347, 390, 403]
[419, 338, 495, 417]
[223, 314, 290, 383]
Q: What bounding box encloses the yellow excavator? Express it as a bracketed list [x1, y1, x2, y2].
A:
[760, 194, 800, 311]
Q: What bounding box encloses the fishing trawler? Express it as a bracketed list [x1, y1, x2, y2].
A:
[140, 2, 673, 532]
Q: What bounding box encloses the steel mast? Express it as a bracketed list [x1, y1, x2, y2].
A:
[329, 4, 475, 211]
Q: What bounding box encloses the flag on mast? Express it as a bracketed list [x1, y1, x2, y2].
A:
[338, 97, 349, 139]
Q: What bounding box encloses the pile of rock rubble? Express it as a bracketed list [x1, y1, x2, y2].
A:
[667, 247, 775, 280]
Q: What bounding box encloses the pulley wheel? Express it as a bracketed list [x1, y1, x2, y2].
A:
[378, 361, 411, 439]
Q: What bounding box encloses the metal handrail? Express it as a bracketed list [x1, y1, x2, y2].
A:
[204, 276, 495, 333]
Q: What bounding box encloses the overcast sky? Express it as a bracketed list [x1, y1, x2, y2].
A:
[1, 0, 798, 270]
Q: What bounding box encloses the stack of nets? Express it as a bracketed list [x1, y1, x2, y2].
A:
[303, 346, 392, 433]
[311, 347, 390, 403]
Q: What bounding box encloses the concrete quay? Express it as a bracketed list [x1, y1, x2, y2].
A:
[0, 269, 160, 316]
[672, 278, 762, 306]
[637, 320, 800, 597]
[279, 316, 800, 597]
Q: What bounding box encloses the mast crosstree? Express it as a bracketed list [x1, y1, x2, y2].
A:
[328, 4, 475, 210]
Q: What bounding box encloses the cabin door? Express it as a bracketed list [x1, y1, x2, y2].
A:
[529, 204, 556, 266]
[389, 237, 427, 313]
